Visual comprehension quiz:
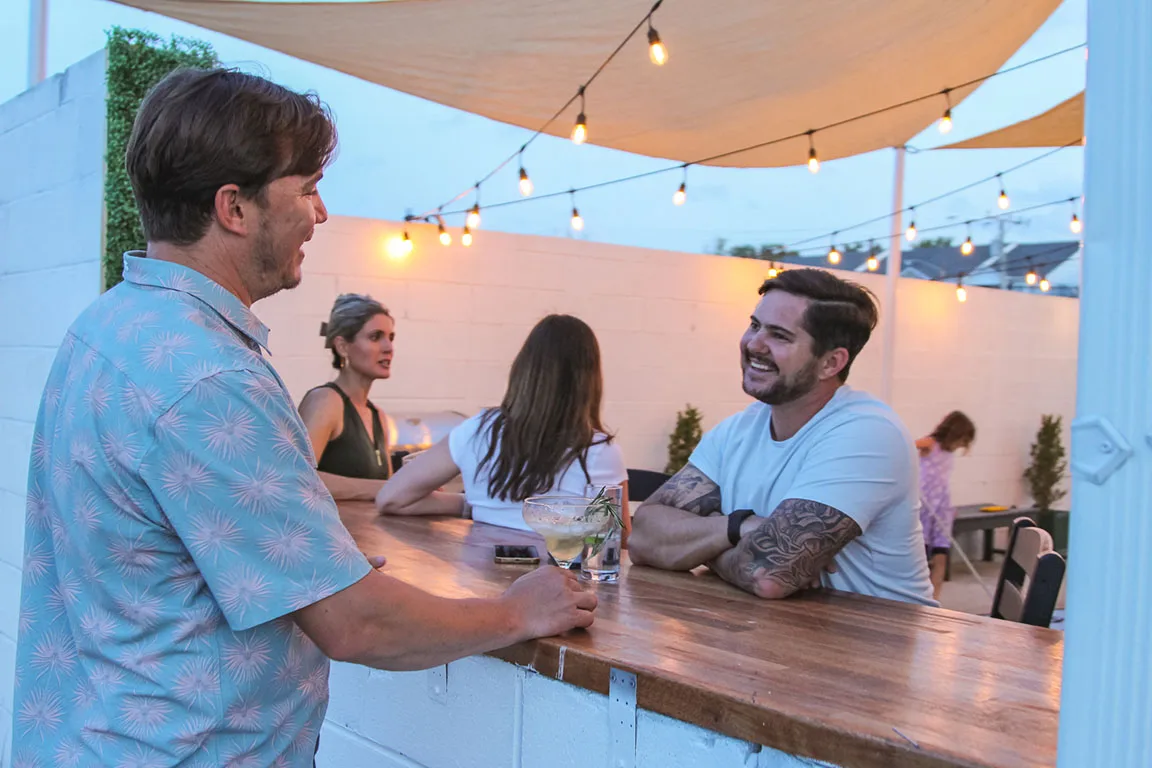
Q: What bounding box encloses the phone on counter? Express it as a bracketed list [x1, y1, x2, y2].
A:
[493, 545, 541, 565]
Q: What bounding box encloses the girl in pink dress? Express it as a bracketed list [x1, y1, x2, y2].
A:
[917, 411, 977, 600]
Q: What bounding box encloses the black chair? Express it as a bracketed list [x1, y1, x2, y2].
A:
[626, 469, 672, 503]
[990, 517, 1066, 627]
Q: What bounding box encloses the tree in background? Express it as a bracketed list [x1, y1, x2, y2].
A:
[914, 237, 955, 249]
[665, 405, 703, 474]
[1023, 415, 1068, 511]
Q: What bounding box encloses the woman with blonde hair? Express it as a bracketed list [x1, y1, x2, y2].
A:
[376, 314, 629, 532]
[916, 410, 977, 600]
[299, 293, 395, 499]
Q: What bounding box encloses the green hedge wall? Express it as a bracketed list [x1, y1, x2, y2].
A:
[103, 27, 218, 289]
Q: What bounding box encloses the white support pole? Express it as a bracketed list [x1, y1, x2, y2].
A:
[27, 0, 48, 88]
[1058, 1, 1152, 766]
[880, 145, 905, 405]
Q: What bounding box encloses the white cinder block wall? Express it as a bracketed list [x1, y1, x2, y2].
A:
[256, 215, 1077, 509]
[0, 52, 107, 762]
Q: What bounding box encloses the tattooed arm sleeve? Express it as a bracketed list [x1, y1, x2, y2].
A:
[628, 463, 730, 571]
[708, 498, 861, 599]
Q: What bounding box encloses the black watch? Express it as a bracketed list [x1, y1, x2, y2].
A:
[728, 509, 756, 546]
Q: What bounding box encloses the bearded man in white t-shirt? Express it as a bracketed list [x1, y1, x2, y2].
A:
[629, 269, 936, 606]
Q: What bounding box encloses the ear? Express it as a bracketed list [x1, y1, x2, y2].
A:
[818, 348, 850, 381]
[212, 183, 255, 237]
[332, 335, 350, 359]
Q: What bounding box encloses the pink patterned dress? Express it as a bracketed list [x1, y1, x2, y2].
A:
[919, 443, 956, 554]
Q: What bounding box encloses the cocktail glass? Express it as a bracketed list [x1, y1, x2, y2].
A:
[522, 495, 613, 569]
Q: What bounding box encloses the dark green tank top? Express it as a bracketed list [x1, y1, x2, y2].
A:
[311, 383, 391, 480]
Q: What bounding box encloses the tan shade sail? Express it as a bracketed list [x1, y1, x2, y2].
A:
[939, 92, 1084, 149]
[113, 0, 1061, 168]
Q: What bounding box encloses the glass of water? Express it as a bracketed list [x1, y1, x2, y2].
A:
[580, 484, 624, 583]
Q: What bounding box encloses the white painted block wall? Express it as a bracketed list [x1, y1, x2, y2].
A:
[256, 215, 1078, 508]
[0, 51, 107, 763]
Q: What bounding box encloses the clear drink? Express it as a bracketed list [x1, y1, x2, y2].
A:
[581, 484, 624, 583]
[521, 496, 612, 569]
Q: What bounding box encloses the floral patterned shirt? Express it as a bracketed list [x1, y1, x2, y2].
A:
[11, 254, 370, 767]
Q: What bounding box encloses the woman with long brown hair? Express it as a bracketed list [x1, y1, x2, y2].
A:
[375, 314, 628, 532]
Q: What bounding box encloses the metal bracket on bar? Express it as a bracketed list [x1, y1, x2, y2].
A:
[1071, 416, 1133, 484]
[608, 668, 637, 768]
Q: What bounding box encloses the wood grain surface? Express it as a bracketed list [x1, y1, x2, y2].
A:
[340, 502, 1062, 768]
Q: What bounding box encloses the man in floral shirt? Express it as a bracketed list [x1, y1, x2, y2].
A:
[12, 69, 595, 767]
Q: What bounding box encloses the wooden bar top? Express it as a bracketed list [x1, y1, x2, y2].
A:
[339, 503, 1062, 768]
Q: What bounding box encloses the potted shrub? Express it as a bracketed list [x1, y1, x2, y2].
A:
[665, 405, 703, 474]
[1022, 414, 1070, 556]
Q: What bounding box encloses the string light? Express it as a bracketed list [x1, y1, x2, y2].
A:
[647, 15, 667, 66]
[807, 131, 820, 174]
[437, 218, 451, 246]
[461, 226, 473, 247]
[1069, 198, 1082, 234]
[827, 234, 841, 265]
[956, 273, 967, 303]
[997, 174, 1010, 210]
[570, 190, 584, 231]
[905, 208, 917, 242]
[1039, 276, 1051, 292]
[572, 87, 588, 145]
[866, 241, 879, 271]
[1025, 259, 1038, 286]
[386, 229, 413, 260]
[518, 150, 533, 197]
[766, 263, 779, 280]
[673, 165, 687, 205]
[466, 188, 482, 230]
[938, 89, 953, 134]
[960, 221, 974, 255]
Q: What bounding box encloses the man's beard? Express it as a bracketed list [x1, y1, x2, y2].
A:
[743, 356, 820, 406]
[251, 227, 301, 300]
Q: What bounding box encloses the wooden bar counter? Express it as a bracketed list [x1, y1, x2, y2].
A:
[336, 502, 1062, 768]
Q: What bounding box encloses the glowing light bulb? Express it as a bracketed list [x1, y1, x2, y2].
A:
[518, 168, 533, 197]
[905, 222, 917, 242]
[673, 182, 686, 206]
[386, 231, 413, 260]
[647, 27, 667, 66]
[1070, 214, 1082, 234]
[827, 246, 841, 265]
[1025, 270, 1038, 286]
[461, 227, 473, 247]
[437, 222, 451, 246]
[956, 285, 967, 303]
[866, 255, 879, 272]
[571, 207, 584, 231]
[466, 204, 481, 230]
[766, 266, 779, 279]
[807, 147, 819, 174]
[572, 113, 587, 145]
[1039, 278, 1051, 292]
[998, 189, 1010, 210]
[961, 237, 974, 256]
[938, 109, 953, 134]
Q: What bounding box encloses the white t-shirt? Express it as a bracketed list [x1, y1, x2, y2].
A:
[689, 387, 937, 606]
[448, 410, 628, 531]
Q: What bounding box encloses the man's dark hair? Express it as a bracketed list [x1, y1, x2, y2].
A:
[126, 68, 338, 245]
[757, 269, 879, 381]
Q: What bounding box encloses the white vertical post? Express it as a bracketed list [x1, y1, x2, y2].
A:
[1058, 0, 1152, 766]
[27, 0, 49, 88]
[880, 145, 905, 405]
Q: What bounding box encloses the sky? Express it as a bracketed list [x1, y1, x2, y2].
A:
[0, 0, 1087, 258]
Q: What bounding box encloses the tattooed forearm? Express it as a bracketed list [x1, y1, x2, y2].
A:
[708, 499, 861, 599]
[643, 463, 722, 517]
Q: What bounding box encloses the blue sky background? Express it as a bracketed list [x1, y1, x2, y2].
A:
[1, 0, 1087, 256]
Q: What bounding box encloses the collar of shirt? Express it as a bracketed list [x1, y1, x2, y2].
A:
[122, 251, 272, 354]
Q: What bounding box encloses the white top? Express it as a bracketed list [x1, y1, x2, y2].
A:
[689, 387, 937, 606]
[448, 410, 628, 531]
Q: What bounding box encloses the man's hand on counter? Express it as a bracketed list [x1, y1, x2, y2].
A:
[502, 566, 598, 640]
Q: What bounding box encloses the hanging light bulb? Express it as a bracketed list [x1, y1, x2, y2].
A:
[1025, 262, 1038, 286]
[766, 263, 779, 280]
[807, 131, 819, 174]
[672, 165, 688, 206]
[956, 273, 968, 303]
[386, 229, 413, 260]
[437, 221, 451, 246]
[905, 208, 917, 242]
[647, 21, 668, 66]
[1039, 277, 1051, 292]
[518, 167, 533, 197]
[466, 203, 481, 230]
[570, 207, 584, 231]
[827, 236, 841, 265]
[1070, 213, 1082, 234]
[866, 255, 879, 272]
[961, 237, 974, 256]
[938, 89, 953, 134]
[572, 87, 588, 144]
[997, 175, 1010, 210]
[461, 226, 473, 247]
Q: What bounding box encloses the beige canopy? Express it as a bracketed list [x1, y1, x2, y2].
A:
[113, 0, 1060, 167]
[939, 92, 1084, 149]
